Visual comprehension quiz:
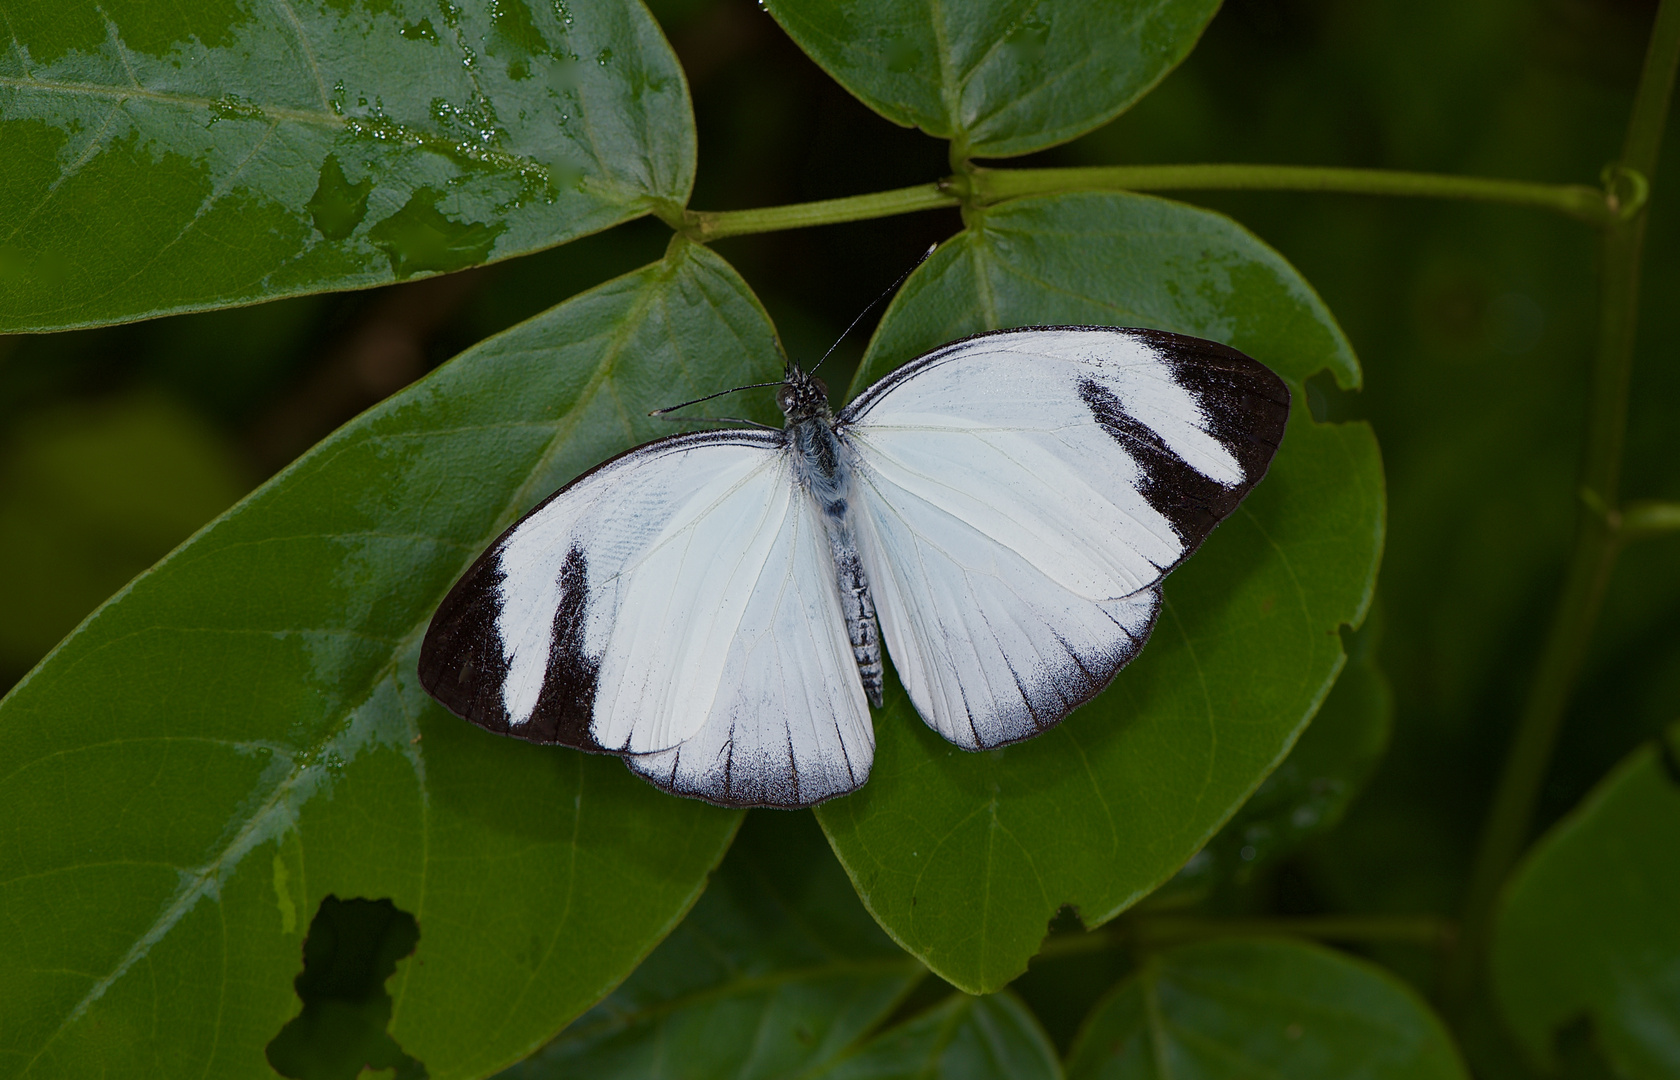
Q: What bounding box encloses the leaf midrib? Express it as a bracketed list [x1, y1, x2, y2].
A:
[0, 74, 342, 127]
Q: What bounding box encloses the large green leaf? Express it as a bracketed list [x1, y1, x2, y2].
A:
[818, 192, 1384, 993]
[504, 810, 922, 1080]
[1065, 938, 1468, 1079]
[823, 993, 1062, 1080]
[1492, 728, 1680, 1080]
[0, 0, 692, 332]
[1166, 613, 1393, 901]
[0, 239, 779, 1080]
[761, 0, 1220, 159]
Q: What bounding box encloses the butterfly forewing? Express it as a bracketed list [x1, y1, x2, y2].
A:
[418, 429, 874, 806]
[837, 327, 1288, 749]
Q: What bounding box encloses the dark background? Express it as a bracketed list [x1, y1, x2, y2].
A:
[2, 0, 1675, 1057]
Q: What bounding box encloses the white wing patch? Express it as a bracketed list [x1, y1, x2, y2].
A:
[420, 430, 874, 807]
[625, 491, 874, 805]
[839, 327, 1284, 748]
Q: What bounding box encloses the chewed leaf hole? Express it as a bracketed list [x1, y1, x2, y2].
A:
[1302, 367, 1364, 424]
[1046, 903, 1087, 936]
[266, 896, 426, 1080]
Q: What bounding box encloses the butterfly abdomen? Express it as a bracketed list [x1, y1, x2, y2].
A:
[832, 543, 884, 707]
[789, 414, 885, 708]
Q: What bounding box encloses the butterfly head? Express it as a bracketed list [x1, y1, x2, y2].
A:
[777, 366, 831, 423]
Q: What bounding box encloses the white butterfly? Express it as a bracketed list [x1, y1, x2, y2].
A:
[420, 326, 1288, 808]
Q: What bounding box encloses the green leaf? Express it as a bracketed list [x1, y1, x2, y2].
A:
[1492, 728, 1680, 1080]
[824, 993, 1062, 1080]
[1065, 938, 1468, 1079]
[0, 239, 782, 1080]
[819, 192, 1384, 993]
[761, 0, 1220, 159]
[1165, 612, 1393, 901]
[0, 0, 693, 332]
[502, 810, 923, 1080]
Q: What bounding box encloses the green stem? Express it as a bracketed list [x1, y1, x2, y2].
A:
[684, 182, 960, 241]
[971, 164, 1624, 224]
[1036, 915, 1455, 960]
[682, 164, 1626, 241]
[1445, 0, 1680, 1014]
[1623, 500, 1680, 539]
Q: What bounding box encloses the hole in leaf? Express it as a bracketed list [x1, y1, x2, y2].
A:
[266, 895, 427, 1080]
[1302, 368, 1364, 424]
[1045, 902, 1086, 936]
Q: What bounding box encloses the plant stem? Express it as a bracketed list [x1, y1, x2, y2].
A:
[1036, 915, 1455, 960]
[1445, 0, 1680, 1014]
[683, 182, 960, 241]
[681, 165, 1624, 241]
[970, 164, 1623, 224]
[1623, 500, 1680, 539]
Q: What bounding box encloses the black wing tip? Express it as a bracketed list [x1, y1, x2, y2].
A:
[416, 546, 612, 753]
[417, 557, 514, 730]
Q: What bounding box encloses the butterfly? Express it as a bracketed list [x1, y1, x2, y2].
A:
[419, 325, 1288, 808]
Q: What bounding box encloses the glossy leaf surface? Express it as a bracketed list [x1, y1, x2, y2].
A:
[819, 192, 1385, 993]
[0, 0, 692, 331]
[0, 241, 779, 1080]
[1492, 729, 1680, 1080]
[1065, 939, 1468, 1079]
[504, 811, 922, 1080]
[761, 0, 1220, 158]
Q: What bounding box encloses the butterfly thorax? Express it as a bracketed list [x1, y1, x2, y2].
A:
[779, 365, 885, 708]
[780, 367, 846, 515]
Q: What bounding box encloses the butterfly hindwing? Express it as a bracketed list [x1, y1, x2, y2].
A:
[838, 327, 1288, 749]
[418, 430, 874, 807]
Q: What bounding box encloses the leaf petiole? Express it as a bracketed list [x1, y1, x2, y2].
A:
[679, 164, 1625, 243]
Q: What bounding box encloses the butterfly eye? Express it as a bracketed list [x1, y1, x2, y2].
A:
[777, 385, 797, 415]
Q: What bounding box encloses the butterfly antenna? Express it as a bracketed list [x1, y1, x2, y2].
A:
[807, 242, 938, 378]
[649, 381, 783, 417]
[650, 414, 779, 431]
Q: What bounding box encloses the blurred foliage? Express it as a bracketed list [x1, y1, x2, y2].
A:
[1065, 938, 1469, 1080]
[1493, 726, 1680, 1080]
[2, 0, 1677, 1077]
